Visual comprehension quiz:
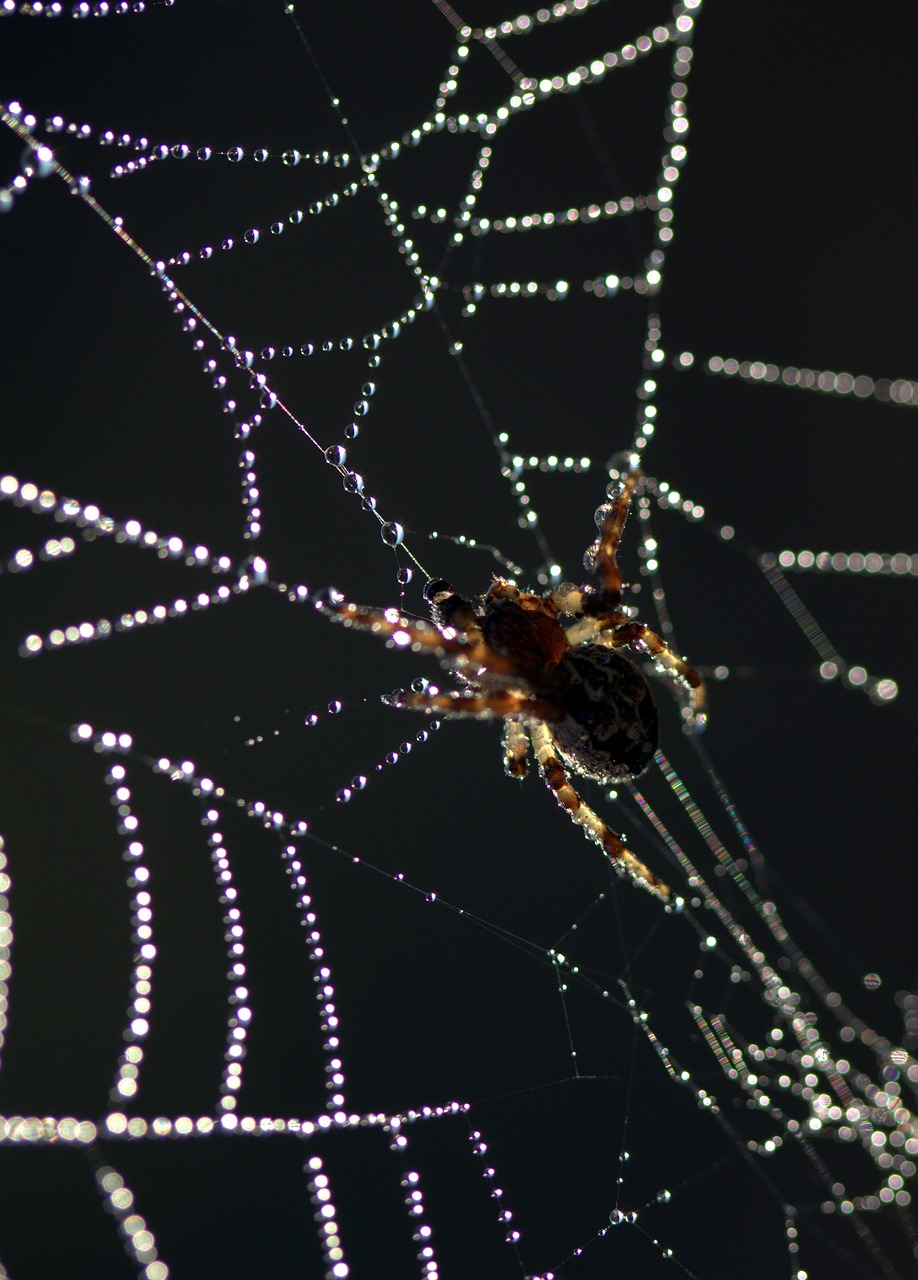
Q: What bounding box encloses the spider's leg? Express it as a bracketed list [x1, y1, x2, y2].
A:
[383, 688, 563, 722]
[502, 719, 530, 779]
[318, 598, 519, 676]
[606, 622, 706, 725]
[529, 722, 671, 901]
[584, 467, 643, 609]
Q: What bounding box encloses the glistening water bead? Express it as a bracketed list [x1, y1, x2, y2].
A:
[381, 522, 404, 547]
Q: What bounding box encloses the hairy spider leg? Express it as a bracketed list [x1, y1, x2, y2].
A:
[502, 719, 530, 779]
[318, 599, 520, 678]
[606, 621, 707, 723]
[383, 688, 564, 722]
[529, 722, 671, 900]
[589, 467, 644, 608]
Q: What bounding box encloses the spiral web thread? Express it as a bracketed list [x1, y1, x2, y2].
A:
[1, 3, 916, 1278]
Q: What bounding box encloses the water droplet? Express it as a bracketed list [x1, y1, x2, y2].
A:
[342, 472, 364, 493]
[863, 972, 882, 990]
[300, 342, 314, 357]
[305, 714, 319, 727]
[244, 228, 259, 244]
[396, 567, 413, 585]
[361, 382, 376, 397]
[227, 146, 243, 163]
[23, 144, 55, 177]
[282, 150, 301, 166]
[344, 423, 360, 440]
[325, 445, 346, 467]
[351, 775, 367, 790]
[327, 700, 343, 715]
[607, 451, 639, 484]
[381, 522, 404, 547]
[336, 788, 352, 803]
[399, 741, 412, 755]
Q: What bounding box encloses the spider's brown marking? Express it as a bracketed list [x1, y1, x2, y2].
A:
[319, 464, 705, 904]
[482, 590, 568, 671]
[551, 646, 658, 780]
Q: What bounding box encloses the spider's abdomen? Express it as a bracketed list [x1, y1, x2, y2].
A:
[551, 646, 658, 782]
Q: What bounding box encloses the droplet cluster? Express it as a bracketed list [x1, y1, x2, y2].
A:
[112, 138, 350, 181]
[103, 762, 156, 1105]
[0, 1114, 96, 1142]
[199, 810, 252, 1115]
[304, 1155, 350, 1279]
[394, 1155, 439, 1279]
[770, 549, 917, 577]
[703, 353, 918, 408]
[95, 1164, 169, 1280]
[468, 1128, 522, 1246]
[0, 108, 56, 211]
[278, 842, 349, 1112]
[1, 0, 159, 18]
[150, 161, 366, 268]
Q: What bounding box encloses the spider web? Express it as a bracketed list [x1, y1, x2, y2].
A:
[1, 2, 916, 1277]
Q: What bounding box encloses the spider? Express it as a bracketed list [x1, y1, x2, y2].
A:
[317, 468, 705, 902]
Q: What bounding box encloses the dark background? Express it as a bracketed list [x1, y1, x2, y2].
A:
[0, 3, 916, 1277]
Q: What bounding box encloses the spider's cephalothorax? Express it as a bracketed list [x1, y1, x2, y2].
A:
[318, 468, 705, 902]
